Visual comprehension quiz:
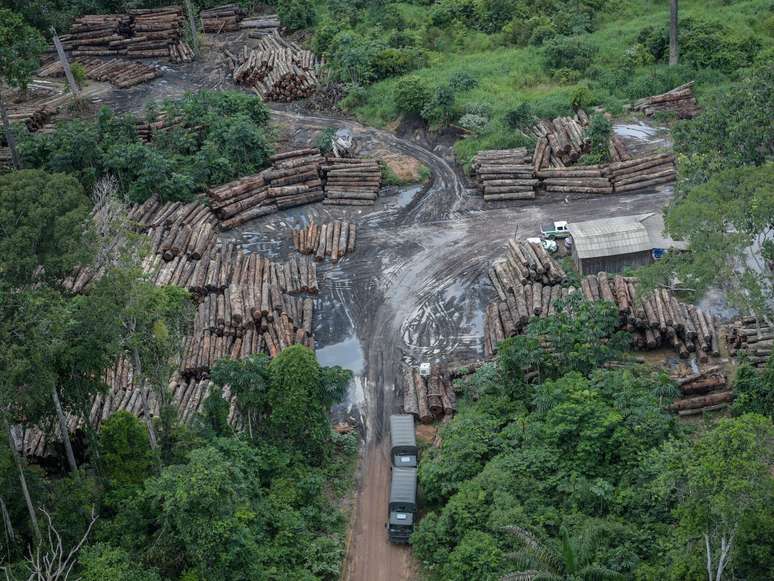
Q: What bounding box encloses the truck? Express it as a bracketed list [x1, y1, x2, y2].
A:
[540, 220, 570, 239]
[387, 467, 417, 544]
[390, 414, 418, 468]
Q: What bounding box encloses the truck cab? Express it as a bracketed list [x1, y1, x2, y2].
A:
[390, 414, 418, 468]
[388, 467, 417, 544]
[540, 220, 570, 239]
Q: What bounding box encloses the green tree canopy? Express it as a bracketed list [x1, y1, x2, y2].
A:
[0, 170, 92, 287]
[0, 8, 45, 89]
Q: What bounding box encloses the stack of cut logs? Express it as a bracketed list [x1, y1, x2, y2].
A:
[209, 148, 325, 229]
[474, 149, 676, 199]
[727, 317, 772, 368]
[200, 4, 245, 32]
[609, 135, 632, 162]
[6, 101, 59, 132]
[531, 109, 590, 168]
[242, 14, 280, 33]
[669, 366, 731, 416]
[291, 221, 358, 261]
[134, 113, 185, 142]
[632, 82, 700, 119]
[37, 56, 159, 88]
[608, 153, 677, 193]
[471, 148, 537, 201]
[54, 14, 132, 56]
[322, 157, 382, 205]
[402, 364, 456, 423]
[52, 8, 192, 63]
[232, 32, 319, 102]
[128, 7, 188, 60]
[484, 240, 721, 360]
[536, 164, 613, 195]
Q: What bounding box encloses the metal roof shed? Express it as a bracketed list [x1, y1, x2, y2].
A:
[389, 467, 417, 513]
[568, 215, 654, 275]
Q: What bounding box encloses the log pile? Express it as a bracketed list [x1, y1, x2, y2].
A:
[488, 238, 567, 290]
[483, 241, 721, 360]
[28, 193, 322, 457]
[241, 14, 280, 32]
[291, 221, 358, 261]
[201, 4, 245, 33]
[53, 8, 191, 62]
[471, 148, 538, 201]
[632, 82, 700, 119]
[37, 56, 160, 88]
[536, 164, 613, 195]
[402, 364, 456, 423]
[322, 157, 382, 206]
[608, 152, 676, 193]
[530, 110, 590, 168]
[669, 366, 731, 416]
[208, 148, 325, 229]
[232, 33, 319, 102]
[727, 317, 773, 368]
[127, 7, 186, 59]
[609, 134, 632, 162]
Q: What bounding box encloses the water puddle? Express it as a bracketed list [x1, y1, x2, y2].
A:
[317, 333, 365, 376]
[395, 185, 423, 208]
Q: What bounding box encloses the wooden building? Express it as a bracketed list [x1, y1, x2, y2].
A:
[568, 213, 686, 275]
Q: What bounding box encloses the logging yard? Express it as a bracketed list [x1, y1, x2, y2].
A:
[1, 2, 772, 581]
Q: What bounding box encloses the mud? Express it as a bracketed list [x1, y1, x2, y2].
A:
[81, 51, 678, 580]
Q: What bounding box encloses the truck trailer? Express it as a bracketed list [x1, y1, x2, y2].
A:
[388, 467, 417, 543]
[389, 414, 418, 468]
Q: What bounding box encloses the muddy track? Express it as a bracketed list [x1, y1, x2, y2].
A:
[257, 109, 676, 581]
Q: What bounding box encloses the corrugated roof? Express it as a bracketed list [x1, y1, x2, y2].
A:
[568, 214, 653, 259]
[641, 213, 689, 251]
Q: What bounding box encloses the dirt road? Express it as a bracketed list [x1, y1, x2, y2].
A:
[95, 63, 674, 580]
[230, 111, 675, 581]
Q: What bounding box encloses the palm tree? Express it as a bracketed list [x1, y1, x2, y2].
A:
[501, 526, 624, 581]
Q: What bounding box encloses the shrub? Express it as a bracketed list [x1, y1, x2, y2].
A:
[530, 20, 558, 46]
[464, 102, 492, 118]
[681, 18, 760, 73]
[422, 85, 457, 125]
[570, 84, 598, 110]
[314, 127, 336, 154]
[277, 0, 315, 31]
[449, 70, 479, 91]
[475, 0, 520, 33]
[504, 103, 535, 129]
[340, 84, 368, 111]
[637, 25, 669, 62]
[395, 75, 432, 116]
[373, 47, 424, 80]
[581, 112, 612, 164]
[544, 35, 598, 72]
[458, 113, 489, 133]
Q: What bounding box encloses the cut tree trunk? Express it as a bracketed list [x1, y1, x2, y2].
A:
[52, 386, 78, 475]
[669, 0, 679, 66]
[5, 421, 41, 544]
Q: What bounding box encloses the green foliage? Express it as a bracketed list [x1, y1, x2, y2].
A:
[498, 294, 629, 398]
[99, 412, 156, 494]
[421, 84, 457, 126]
[648, 414, 774, 579]
[0, 169, 91, 287]
[448, 70, 478, 91]
[579, 112, 611, 165]
[277, 0, 316, 31]
[0, 8, 45, 89]
[314, 127, 337, 154]
[544, 36, 598, 73]
[680, 17, 761, 73]
[732, 359, 774, 420]
[80, 543, 162, 581]
[394, 75, 432, 116]
[504, 103, 535, 129]
[18, 92, 273, 203]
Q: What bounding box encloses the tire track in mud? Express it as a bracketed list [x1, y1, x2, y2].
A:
[264, 109, 677, 581]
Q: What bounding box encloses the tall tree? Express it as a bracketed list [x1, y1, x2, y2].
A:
[0, 9, 45, 169]
[669, 0, 679, 65]
[650, 414, 774, 581]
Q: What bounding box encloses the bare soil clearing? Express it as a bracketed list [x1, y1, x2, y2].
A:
[77, 49, 675, 580]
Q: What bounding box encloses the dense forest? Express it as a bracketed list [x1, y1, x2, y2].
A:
[1, 0, 772, 580]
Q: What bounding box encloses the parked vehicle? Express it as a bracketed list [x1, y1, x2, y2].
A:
[540, 220, 570, 239]
[387, 467, 417, 544]
[390, 414, 418, 468]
